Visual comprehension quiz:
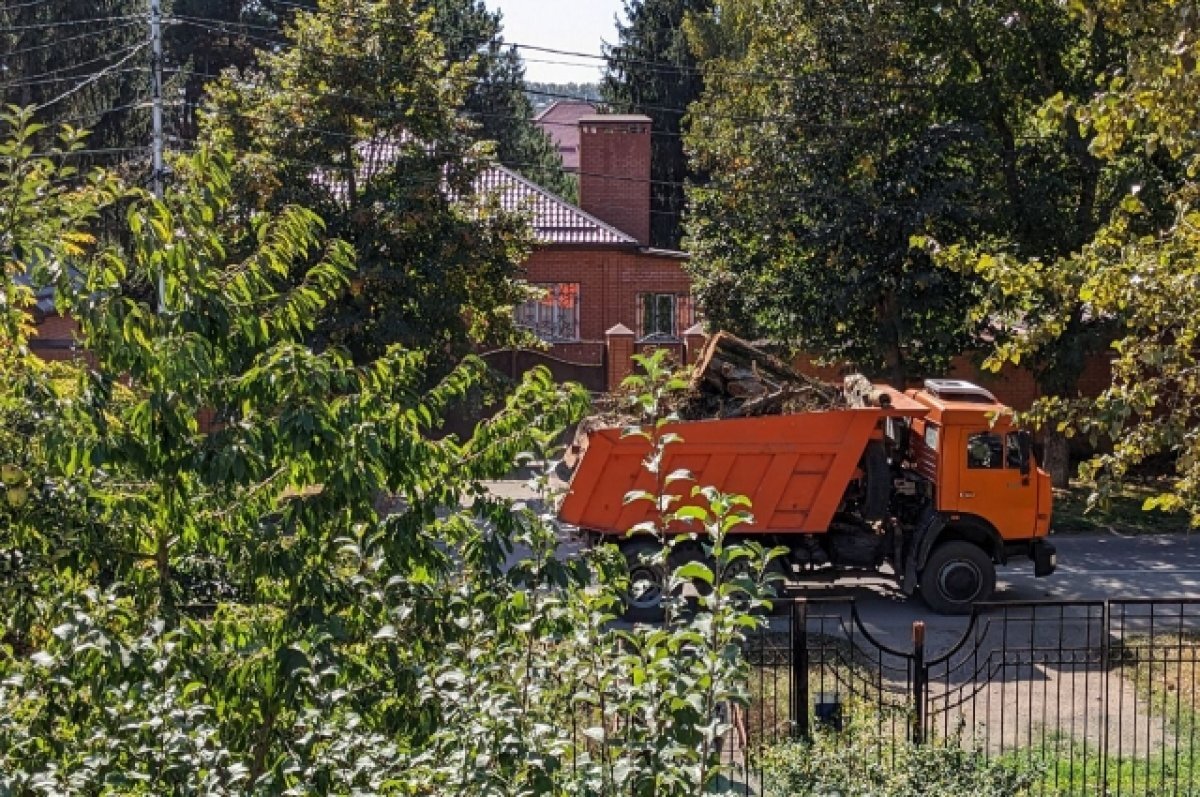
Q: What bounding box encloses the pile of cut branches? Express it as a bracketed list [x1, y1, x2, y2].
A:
[676, 333, 844, 419]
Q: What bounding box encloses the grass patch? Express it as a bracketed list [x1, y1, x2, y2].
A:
[1121, 633, 1200, 739]
[1005, 734, 1200, 796]
[1051, 480, 1188, 535]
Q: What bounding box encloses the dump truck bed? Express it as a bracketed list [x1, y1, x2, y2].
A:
[560, 396, 927, 536]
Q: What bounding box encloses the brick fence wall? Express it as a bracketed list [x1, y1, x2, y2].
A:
[787, 352, 1113, 412]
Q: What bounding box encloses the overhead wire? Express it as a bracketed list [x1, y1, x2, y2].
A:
[158, 57, 1065, 154]
[0, 21, 144, 59]
[0, 0, 110, 12]
[33, 41, 148, 112]
[167, 13, 1068, 149]
[1, 7, 1095, 216]
[0, 15, 142, 33]
[2, 42, 150, 90]
[168, 10, 965, 94]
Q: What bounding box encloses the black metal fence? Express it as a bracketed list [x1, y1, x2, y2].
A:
[727, 598, 1200, 796]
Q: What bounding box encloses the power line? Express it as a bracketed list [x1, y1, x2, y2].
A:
[168, 11, 958, 95]
[2, 43, 149, 89]
[153, 39, 896, 137]
[0, 15, 142, 33]
[26, 145, 150, 159]
[0, 0, 104, 12]
[163, 59, 1064, 152]
[33, 42, 149, 113]
[0, 21, 143, 59]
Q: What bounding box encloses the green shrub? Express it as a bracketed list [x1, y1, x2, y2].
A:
[761, 721, 1041, 797]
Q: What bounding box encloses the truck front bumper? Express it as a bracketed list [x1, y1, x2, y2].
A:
[1032, 539, 1057, 578]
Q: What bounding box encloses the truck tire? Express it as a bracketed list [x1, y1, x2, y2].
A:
[918, 541, 996, 615]
[621, 538, 667, 623]
[861, 440, 891, 521]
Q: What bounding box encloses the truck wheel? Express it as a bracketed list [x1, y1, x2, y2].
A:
[621, 538, 667, 623]
[670, 540, 713, 596]
[861, 440, 891, 521]
[918, 541, 995, 615]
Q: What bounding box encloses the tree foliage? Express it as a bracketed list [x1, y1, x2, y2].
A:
[201, 0, 537, 368]
[683, 0, 1172, 388]
[934, 0, 1200, 519]
[604, 0, 710, 249]
[1, 113, 777, 791]
[684, 0, 985, 383]
[0, 0, 148, 158]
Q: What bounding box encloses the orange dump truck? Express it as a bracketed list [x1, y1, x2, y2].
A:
[559, 379, 1056, 616]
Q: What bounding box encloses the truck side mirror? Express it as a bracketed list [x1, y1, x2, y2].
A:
[1017, 431, 1032, 477]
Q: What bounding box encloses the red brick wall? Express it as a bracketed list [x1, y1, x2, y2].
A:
[29, 313, 81, 362]
[522, 246, 692, 366]
[787, 350, 1114, 412]
[943, 356, 1042, 410]
[578, 116, 652, 245]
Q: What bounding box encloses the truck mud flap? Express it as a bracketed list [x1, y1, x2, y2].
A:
[1033, 539, 1057, 577]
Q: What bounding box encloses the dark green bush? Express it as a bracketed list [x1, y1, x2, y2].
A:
[761, 721, 1040, 797]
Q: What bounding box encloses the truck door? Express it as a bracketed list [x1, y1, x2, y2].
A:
[954, 430, 1038, 540]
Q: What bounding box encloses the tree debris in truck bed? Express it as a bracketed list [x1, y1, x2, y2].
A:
[676, 332, 845, 419]
[562, 333, 855, 474]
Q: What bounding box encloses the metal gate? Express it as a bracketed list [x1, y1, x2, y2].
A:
[736, 598, 1200, 796]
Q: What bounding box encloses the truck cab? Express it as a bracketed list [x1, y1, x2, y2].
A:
[899, 380, 1056, 612]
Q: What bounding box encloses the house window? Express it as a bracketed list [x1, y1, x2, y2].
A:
[639, 293, 690, 340]
[516, 283, 580, 342]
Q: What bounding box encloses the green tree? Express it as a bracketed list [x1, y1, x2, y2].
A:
[0, 132, 590, 789]
[201, 0, 536, 368]
[0, 0, 147, 159]
[684, 0, 986, 384]
[684, 0, 1172, 466]
[0, 133, 776, 787]
[937, 0, 1200, 518]
[427, 0, 576, 199]
[604, 0, 710, 250]
[904, 0, 1175, 485]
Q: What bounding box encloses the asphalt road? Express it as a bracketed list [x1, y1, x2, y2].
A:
[773, 530, 1200, 653]
[488, 480, 1200, 640]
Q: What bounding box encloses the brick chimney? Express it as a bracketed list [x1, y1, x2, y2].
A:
[578, 114, 652, 246]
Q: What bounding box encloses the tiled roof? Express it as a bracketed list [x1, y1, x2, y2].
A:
[533, 100, 596, 171]
[476, 166, 637, 246]
[315, 138, 638, 246]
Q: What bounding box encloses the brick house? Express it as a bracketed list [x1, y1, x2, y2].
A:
[486, 113, 697, 391]
[28, 113, 695, 393]
[24, 279, 81, 363]
[532, 100, 597, 173]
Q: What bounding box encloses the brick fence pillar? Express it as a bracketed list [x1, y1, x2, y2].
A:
[683, 323, 707, 366]
[605, 323, 636, 392]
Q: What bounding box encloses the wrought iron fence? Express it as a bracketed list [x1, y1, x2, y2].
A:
[724, 598, 1200, 796]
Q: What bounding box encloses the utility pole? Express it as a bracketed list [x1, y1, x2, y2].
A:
[150, 0, 165, 311]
